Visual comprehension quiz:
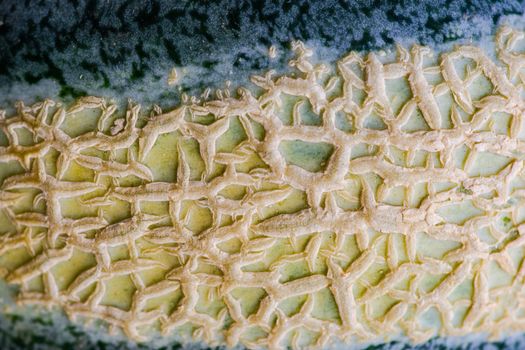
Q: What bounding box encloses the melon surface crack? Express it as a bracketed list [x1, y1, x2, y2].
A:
[2, 26, 525, 349]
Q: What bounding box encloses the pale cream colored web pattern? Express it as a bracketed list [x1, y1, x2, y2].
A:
[1, 26, 525, 349]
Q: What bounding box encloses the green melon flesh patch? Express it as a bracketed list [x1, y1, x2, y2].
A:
[1, 27, 525, 350]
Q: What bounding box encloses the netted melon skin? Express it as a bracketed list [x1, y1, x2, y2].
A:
[1, 26, 525, 350]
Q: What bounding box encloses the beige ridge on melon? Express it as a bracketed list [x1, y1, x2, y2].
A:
[1, 25, 525, 349]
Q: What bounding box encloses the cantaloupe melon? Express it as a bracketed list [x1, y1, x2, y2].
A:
[1, 26, 525, 350]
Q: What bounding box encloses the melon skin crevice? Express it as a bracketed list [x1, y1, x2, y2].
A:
[1, 25, 525, 350]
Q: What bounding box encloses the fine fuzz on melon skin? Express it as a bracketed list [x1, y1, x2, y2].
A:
[1, 26, 525, 349]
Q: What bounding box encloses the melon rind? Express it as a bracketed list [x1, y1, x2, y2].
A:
[1, 26, 525, 350]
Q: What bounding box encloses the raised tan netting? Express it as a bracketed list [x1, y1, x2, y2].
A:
[1, 26, 525, 349]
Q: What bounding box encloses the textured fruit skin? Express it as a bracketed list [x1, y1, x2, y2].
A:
[2, 24, 525, 350]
